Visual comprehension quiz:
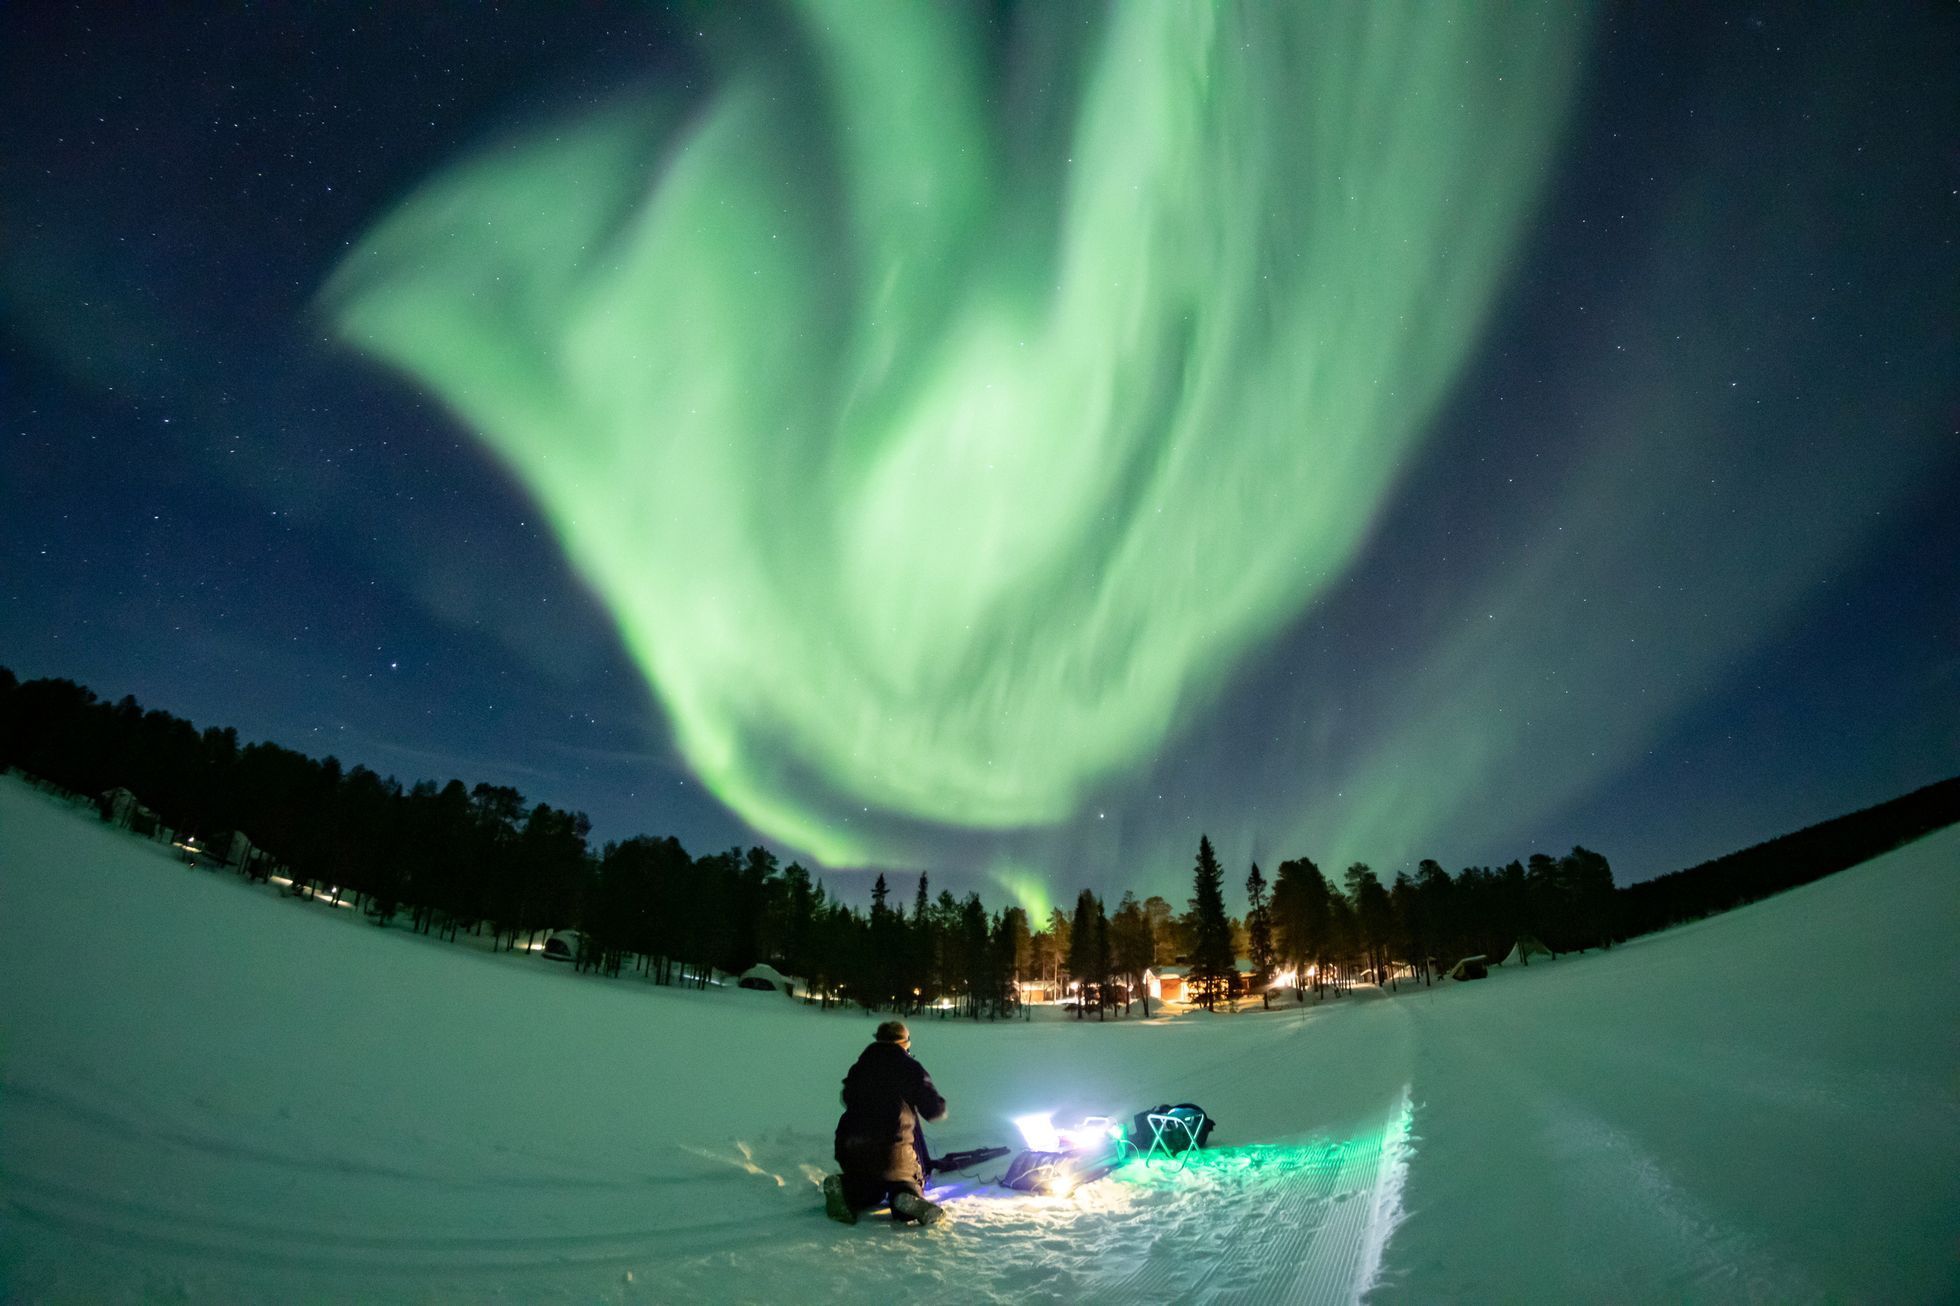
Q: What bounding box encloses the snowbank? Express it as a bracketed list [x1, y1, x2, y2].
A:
[1, 775, 1954, 1302]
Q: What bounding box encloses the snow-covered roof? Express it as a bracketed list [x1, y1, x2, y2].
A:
[739, 963, 803, 990]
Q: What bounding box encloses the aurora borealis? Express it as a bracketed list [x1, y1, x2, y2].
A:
[3, 3, 1955, 906]
[324, 2, 1586, 871]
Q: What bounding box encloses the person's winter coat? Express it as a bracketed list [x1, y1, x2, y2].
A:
[833, 1041, 948, 1185]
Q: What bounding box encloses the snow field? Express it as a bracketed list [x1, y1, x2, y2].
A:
[1, 775, 1955, 1303]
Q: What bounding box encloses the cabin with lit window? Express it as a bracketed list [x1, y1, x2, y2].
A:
[1144, 964, 1188, 1004]
[1016, 978, 1064, 1004]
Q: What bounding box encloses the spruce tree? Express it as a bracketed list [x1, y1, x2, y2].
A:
[1188, 836, 1234, 1011]
[868, 873, 894, 1008]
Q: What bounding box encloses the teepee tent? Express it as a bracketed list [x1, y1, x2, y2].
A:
[1501, 936, 1555, 967]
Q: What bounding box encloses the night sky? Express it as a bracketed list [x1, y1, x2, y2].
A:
[4, 4, 1954, 918]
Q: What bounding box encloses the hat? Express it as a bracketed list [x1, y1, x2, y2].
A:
[874, 1020, 910, 1045]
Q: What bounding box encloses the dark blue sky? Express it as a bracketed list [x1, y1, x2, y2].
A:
[3, 4, 1954, 905]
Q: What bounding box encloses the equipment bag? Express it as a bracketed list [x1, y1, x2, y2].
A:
[1129, 1103, 1215, 1155]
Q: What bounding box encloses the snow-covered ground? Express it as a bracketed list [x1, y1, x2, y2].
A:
[2, 774, 1955, 1304]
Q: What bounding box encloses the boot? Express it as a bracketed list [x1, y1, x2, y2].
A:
[822, 1174, 857, 1225]
[891, 1190, 946, 1226]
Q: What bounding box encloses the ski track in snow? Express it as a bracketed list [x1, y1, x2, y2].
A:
[2, 777, 1956, 1304]
[1391, 1007, 1822, 1303]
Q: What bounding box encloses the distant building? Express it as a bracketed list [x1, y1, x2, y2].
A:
[215, 829, 259, 870]
[98, 787, 161, 836]
[1144, 964, 1189, 1004]
[736, 962, 801, 996]
[1017, 978, 1064, 1004]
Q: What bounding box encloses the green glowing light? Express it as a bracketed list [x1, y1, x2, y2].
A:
[1109, 1112, 1409, 1188]
[326, 2, 1587, 866]
[987, 864, 1055, 923]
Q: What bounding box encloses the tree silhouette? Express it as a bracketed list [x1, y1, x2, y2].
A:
[1068, 889, 1098, 1018]
[1245, 863, 1277, 1009]
[1389, 871, 1423, 985]
[1186, 836, 1234, 1011]
[999, 906, 1033, 1013]
[7, 668, 1953, 1031]
[1414, 859, 1453, 981]
[1109, 891, 1154, 1017]
[1562, 846, 1617, 951]
[1272, 856, 1334, 997]
[1344, 863, 1393, 988]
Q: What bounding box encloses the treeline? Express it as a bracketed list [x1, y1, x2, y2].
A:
[0, 671, 1043, 1016]
[1160, 836, 1620, 1012]
[5, 668, 1950, 1020]
[0, 669, 1612, 1017]
[1616, 777, 1960, 937]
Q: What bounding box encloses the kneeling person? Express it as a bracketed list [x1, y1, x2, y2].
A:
[824, 1021, 947, 1225]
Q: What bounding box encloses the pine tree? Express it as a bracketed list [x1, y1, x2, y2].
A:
[1092, 898, 1112, 1022]
[1029, 924, 1059, 1003]
[1068, 889, 1098, 1018]
[960, 894, 989, 1018]
[776, 862, 814, 988]
[1525, 852, 1566, 954]
[1000, 906, 1033, 1001]
[1344, 863, 1394, 988]
[1141, 895, 1178, 961]
[1390, 871, 1422, 987]
[1187, 836, 1234, 1011]
[1414, 859, 1453, 983]
[1272, 856, 1334, 997]
[1562, 846, 1617, 951]
[987, 911, 1018, 1018]
[911, 872, 934, 1010]
[1327, 892, 1358, 994]
[1046, 905, 1072, 996]
[867, 873, 897, 1009]
[1109, 892, 1154, 1017]
[1245, 862, 1277, 1009]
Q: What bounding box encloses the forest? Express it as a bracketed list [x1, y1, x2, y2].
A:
[3, 667, 1953, 1019]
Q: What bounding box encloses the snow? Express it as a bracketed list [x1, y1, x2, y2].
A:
[2, 774, 1955, 1303]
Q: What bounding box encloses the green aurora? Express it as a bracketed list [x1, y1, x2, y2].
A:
[325, 2, 1589, 881]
